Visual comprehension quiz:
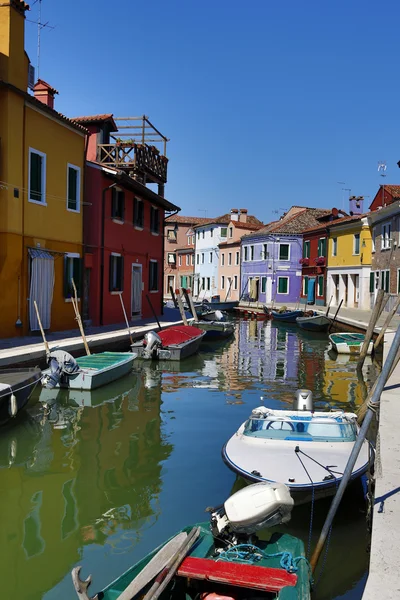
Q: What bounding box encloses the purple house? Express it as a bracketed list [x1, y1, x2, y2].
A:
[240, 207, 331, 305]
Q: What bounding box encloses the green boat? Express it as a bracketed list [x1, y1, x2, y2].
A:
[72, 483, 311, 600]
[329, 332, 373, 355]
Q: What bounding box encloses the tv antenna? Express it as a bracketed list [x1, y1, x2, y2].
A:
[26, 0, 55, 79]
[198, 209, 208, 217]
[378, 161, 387, 205]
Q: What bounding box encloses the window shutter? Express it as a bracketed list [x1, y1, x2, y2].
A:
[120, 192, 125, 221]
[64, 256, 70, 298]
[73, 257, 82, 297]
[119, 256, 124, 291]
[369, 272, 374, 293]
[68, 167, 77, 209]
[30, 152, 42, 201]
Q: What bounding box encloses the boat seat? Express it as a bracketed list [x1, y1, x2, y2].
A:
[285, 434, 313, 441]
[177, 556, 297, 592]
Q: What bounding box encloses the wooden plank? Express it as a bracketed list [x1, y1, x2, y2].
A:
[177, 557, 297, 592]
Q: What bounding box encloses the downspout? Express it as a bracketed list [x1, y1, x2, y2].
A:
[100, 182, 116, 326]
[162, 209, 179, 315]
[20, 99, 26, 334]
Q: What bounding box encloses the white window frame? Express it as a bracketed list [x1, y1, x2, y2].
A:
[228, 252, 232, 266]
[186, 255, 190, 266]
[262, 244, 268, 259]
[277, 276, 289, 295]
[221, 253, 225, 266]
[279, 243, 290, 261]
[380, 269, 390, 293]
[178, 255, 182, 267]
[209, 252, 213, 263]
[332, 237, 337, 257]
[28, 147, 47, 205]
[382, 223, 392, 250]
[221, 275, 225, 290]
[229, 226, 233, 238]
[110, 252, 123, 294]
[353, 233, 360, 255]
[66, 163, 81, 213]
[261, 276, 267, 293]
[167, 252, 176, 264]
[64, 252, 81, 302]
[303, 240, 310, 259]
[191, 254, 194, 266]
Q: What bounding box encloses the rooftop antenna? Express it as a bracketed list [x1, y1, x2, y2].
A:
[198, 209, 207, 217]
[337, 182, 346, 210]
[378, 160, 387, 206]
[26, 0, 55, 79]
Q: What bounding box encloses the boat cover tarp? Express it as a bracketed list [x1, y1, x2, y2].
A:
[158, 326, 202, 347]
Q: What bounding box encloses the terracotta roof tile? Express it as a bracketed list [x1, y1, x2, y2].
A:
[72, 114, 118, 131]
[165, 215, 214, 225]
[383, 185, 400, 198]
[242, 208, 332, 238]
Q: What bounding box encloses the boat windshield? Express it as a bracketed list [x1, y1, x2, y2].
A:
[243, 417, 357, 442]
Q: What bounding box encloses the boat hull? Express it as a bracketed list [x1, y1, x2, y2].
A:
[43, 353, 135, 390]
[272, 310, 304, 323]
[296, 315, 331, 332]
[132, 330, 206, 360]
[329, 333, 373, 355]
[194, 321, 235, 339]
[0, 368, 42, 425]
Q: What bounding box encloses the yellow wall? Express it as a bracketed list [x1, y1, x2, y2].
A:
[0, 2, 86, 337]
[328, 222, 372, 269]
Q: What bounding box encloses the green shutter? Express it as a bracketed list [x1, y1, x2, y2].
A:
[279, 245, 289, 260]
[370, 272, 375, 293]
[304, 276, 309, 295]
[278, 278, 288, 294]
[30, 152, 42, 201]
[73, 258, 82, 297]
[68, 167, 78, 210]
[261, 277, 266, 293]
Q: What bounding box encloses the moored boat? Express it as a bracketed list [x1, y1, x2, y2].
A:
[0, 368, 42, 425]
[271, 309, 304, 323]
[132, 325, 206, 360]
[193, 320, 235, 339]
[296, 313, 331, 332]
[222, 389, 372, 504]
[72, 482, 311, 600]
[329, 332, 373, 355]
[195, 296, 239, 313]
[42, 351, 136, 391]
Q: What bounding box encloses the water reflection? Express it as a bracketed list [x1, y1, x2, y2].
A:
[1, 318, 375, 599]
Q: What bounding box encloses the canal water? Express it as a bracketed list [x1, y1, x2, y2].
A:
[0, 319, 377, 599]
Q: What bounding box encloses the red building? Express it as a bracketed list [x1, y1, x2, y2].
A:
[74, 114, 180, 325]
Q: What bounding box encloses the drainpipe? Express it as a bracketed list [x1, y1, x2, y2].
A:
[100, 182, 117, 326]
[162, 209, 179, 315]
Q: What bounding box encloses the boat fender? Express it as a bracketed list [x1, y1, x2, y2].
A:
[9, 393, 18, 417]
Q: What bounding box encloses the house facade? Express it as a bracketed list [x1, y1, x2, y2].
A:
[77, 115, 179, 326]
[164, 216, 212, 298]
[241, 207, 330, 305]
[0, 0, 87, 337]
[218, 209, 263, 301]
[193, 215, 230, 299]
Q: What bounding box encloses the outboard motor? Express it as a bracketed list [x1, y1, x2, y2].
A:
[42, 350, 79, 389]
[143, 331, 162, 360]
[293, 389, 313, 411]
[209, 482, 294, 549]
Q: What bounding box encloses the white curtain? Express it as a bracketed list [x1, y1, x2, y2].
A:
[29, 255, 55, 330]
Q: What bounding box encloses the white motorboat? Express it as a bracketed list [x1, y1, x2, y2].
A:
[222, 389, 372, 504]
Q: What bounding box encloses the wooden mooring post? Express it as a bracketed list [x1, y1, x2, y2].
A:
[358, 289, 387, 370]
[373, 294, 400, 351]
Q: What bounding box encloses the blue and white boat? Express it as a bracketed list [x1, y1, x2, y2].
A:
[271, 309, 304, 323]
[222, 389, 372, 504]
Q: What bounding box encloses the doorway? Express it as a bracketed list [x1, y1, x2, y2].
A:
[131, 264, 142, 318]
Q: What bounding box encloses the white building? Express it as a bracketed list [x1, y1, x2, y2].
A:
[193, 215, 230, 299]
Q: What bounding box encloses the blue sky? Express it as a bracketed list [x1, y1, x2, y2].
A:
[24, 0, 400, 222]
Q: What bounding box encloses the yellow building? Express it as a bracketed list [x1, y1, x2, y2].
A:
[0, 0, 87, 337]
[326, 214, 372, 310]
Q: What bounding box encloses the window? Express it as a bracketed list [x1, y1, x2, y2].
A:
[111, 188, 125, 220]
[191, 255, 194, 266]
[234, 275, 238, 290]
[317, 275, 324, 296]
[229, 226, 233, 238]
[228, 252, 232, 265]
[303, 241, 310, 258]
[196, 254, 199, 265]
[167, 253, 176, 264]
[317, 238, 327, 257]
[150, 207, 160, 233]
[221, 275, 225, 289]
[398, 269, 400, 293]
[202, 230, 205, 239]
[206, 277, 210, 291]
[29, 148, 46, 204]
[370, 272, 375, 293]
[382, 223, 391, 249]
[250, 245, 254, 260]
[372, 229, 376, 252]
[332, 237, 337, 257]
[178, 256, 182, 266]
[209, 252, 213, 263]
[109, 254, 124, 292]
[192, 235, 195, 244]
[380, 270, 390, 292]
[149, 260, 159, 291]
[197, 231, 200, 240]
[279, 244, 290, 261]
[244, 246, 248, 261]
[303, 276, 309, 296]
[186, 255, 190, 266]
[277, 276, 289, 294]
[221, 228, 227, 237]
[210, 229, 213, 237]
[67, 164, 80, 212]
[353, 233, 360, 255]
[134, 198, 144, 228]
[221, 253, 225, 266]
[201, 253, 205, 264]
[64, 254, 82, 298]
[261, 277, 266, 293]
[167, 229, 177, 241]
[201, 277, 205, 290]
[262, 244, 268, 259]
[235, 251, 240, 265]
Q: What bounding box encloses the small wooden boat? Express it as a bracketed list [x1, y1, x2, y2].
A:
[222, 389, 372, 504]
[195, 296, 239, 313]
[132, 326, 206, 360]
[329, 332, 373, 355]
[296, 313, 331, 332]
[42, 351, 136, 390]
[0, 368, 42, 425]
[72, 482, 311, 600]
[194, 320, 235, 339]
[271, 309, 304, 323]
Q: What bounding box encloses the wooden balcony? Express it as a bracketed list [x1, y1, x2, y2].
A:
[98, 142, 168, 184]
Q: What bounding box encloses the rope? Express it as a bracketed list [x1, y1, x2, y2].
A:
[295, 446, 343, 477]
[0, 375, 44, 397]
[216, 544, 312, 578]
[366, 398, 380, 414]
[294, 448, 315, 559]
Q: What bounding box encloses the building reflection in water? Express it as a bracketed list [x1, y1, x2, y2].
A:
[0, 371, 172, 599]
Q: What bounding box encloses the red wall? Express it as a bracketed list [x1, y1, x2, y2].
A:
[84, 164, 164, 326]
[300, 231, 327, 300]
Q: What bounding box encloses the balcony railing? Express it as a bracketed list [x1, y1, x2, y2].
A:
[98, 142, 168, 184]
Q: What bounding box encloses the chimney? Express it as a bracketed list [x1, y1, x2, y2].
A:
[239, 208, 248, 223]
[349, 196, 364, 216]
[230, 208, 239, 222]
[33, 79, 59, 109]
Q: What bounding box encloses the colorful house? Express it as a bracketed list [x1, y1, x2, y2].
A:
[218, 209, 263, 301]
[192, 214, 231, 299]
[240, 207, 330, 305]
[164, 216, 213, 298]
[326, 198, 372, 310]
[0, 0, 87, 337]
[74, 115, 179, 325]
